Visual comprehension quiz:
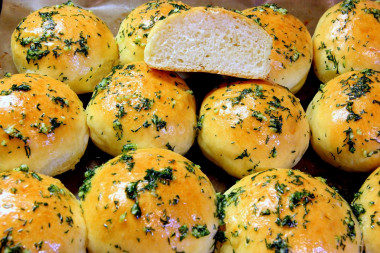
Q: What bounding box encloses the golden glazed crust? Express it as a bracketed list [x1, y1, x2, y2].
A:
[0, 168, 86, 252]
[116, 0, 190, 64]
[313, 0, 380, 83]
[86, 61, 196, 157]
[197, 80, 310, 178]
[216, 168, 363, 253]
[352, 167, 380, 253]
[11, 1, 119, 94]
[242, 4, 313, 93]
[81, 148, 218, 253]
[0, 73, 88, 176]
[307, 70, 380, 172]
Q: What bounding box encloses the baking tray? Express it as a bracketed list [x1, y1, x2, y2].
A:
[0, 0, 369, 204]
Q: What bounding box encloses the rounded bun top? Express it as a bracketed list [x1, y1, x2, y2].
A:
[216, 168, 362, 253]
[243, 4, 313, 93]
[197, 80, 310, 178]
[313, 0, 380, 83]
[352, 166, 380, 253]
[0, 166, 86, 252]
[116, 0, 191, 64]
[307, 69, 380, 172]
[86, 61, 196, 157]
[81, 148, 218, 253]
[0, 73, 88, 176]
[11, 1, 119, 94]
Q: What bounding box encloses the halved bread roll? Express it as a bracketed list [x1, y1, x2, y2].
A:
[243, 4, 313, 93]
[144, 7, 273, 79]
[116, 0, 191, 65]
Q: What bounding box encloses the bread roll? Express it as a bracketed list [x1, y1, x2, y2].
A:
[116, 0, 190, 64]
[80, 148, 218, 253]
[11, 1, 118, 94]
[307, 69, 380, 172]
[197, 80, 309, 178]
[0, 166, 86, 252]
[313, 0, 380, 83]
[0, 73, 88, 176]
[216, 168, 363, 253]
[352, 166, 380, 253]
[144, 7, 273, 79]
[242, 4, 313, 93]
[86, 61, 196, 157]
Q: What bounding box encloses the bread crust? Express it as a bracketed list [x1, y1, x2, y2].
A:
[0, 74, 89, 176]
[11, 2, 119, 94]
[352, 166, 380, 253]
[307, 70, 380, 172]
[86, 61, 196, 157]
[81, 148, 218, 253]
[197, 80, 309, 178]
[243, 4, 313, 93]
[216, 168, 363, 252]
[116, 0, 190, 64]
[313, 0, 380, 83]
[0, 168, 86, 252]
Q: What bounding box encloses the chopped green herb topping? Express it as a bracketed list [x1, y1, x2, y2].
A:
[11, 83, 31, 92]
[215, 193, 226, 225]
[191, 224, 210, 238]
[343, 127, 356, 153]
[289, 189, 315, 214]
[225, 187, 245, 207]
[131, 201, 141, 218]
[143, 167, 173, 191]
[152, 114, 166, 131]
[179, 224, 189, 241]
[196, 114, 205, 130]
[363, 7, 380, 22]
[78, 167, 97, 200]
[339, 0, 359, 14]
[275, 215, 297, 227]
[122, 143, 137, 153]
[351, 203, 366, 219]
[234, 149, 250, 160]
[265, 233, 289, 252]
[343, 211, 357, 241]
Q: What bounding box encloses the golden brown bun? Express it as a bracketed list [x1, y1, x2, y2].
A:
[116, 0, 190, 65]
[242, 4, 313, 93]
[307, 69, 380, 172]
[80, 148, 218, 253]
[197, 80, 310, 178]
[0, 167, 86, 252]
[0, 73, 88, 176]
[86, 61, 196, 157]
[11, 1, 118, 94]
[216, 168, 363, 253]
[144, 7, 273, 79]
[352, 167, 380, 253]
[313, 0, 380, 83]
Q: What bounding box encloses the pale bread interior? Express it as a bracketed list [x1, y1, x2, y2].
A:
[144, 7, 272, 79]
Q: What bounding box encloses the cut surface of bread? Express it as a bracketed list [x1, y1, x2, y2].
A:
[144, 7, 273, 79]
